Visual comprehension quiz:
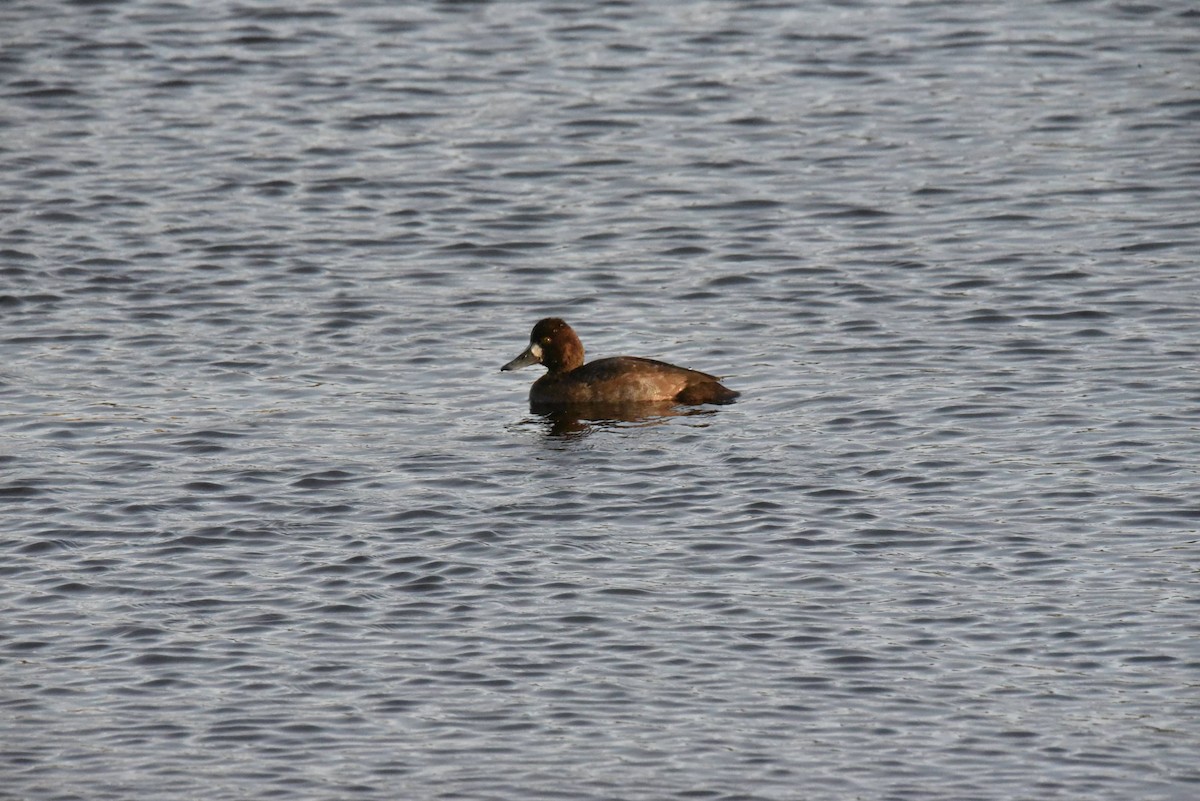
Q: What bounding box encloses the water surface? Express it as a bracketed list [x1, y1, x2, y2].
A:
[2, 2, 1199, 799]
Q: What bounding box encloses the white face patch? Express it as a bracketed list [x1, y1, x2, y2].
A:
[529, 342, 543, 359]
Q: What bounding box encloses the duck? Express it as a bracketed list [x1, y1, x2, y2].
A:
[501, 318, 739, 407]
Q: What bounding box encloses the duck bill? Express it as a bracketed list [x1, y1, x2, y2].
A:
[501, 342, 542, 371]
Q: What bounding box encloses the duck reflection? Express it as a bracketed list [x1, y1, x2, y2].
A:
[527, 400, 721, 438]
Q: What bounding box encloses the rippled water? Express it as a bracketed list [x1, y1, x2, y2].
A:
[3, 1, 1199, 799]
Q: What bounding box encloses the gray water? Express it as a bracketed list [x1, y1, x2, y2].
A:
[3, 1, 1199, 799]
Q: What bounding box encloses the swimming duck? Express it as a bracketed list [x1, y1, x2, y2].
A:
[501, 318, 739, 407]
